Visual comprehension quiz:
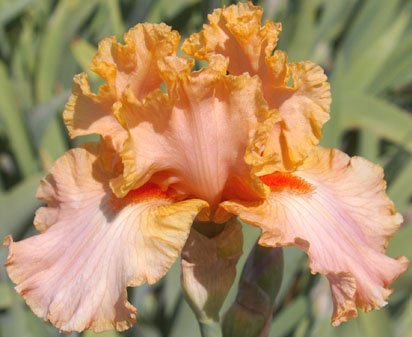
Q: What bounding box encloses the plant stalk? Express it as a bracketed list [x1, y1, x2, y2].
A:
[199, 321, 223, 337]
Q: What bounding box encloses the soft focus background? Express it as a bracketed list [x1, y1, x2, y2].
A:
[0, 0, 411, 336]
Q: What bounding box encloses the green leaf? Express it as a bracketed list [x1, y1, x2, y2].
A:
[84, 331, 121, 337]
[35, 0, 99, 102]
[388, 159, 412, 209]
[284, 0, 318, 62]
[70, 38, 98, 81]
[387, 223, 412, 261]
[338, 0, 402, 64]
[334, 4, 409, 93]
[314, 0, 358, 45]
[277, 247, 304, 302]
[357, 310, 393, 337]
[0, 173, 42, 239]
[0, 62, 38, 177]
[395, 297, 412, 337]
[35, 0, 100, 161]
[28, 91, 70, 147]
[0, 283, 13, 310]
[103, 0, 125, 37]
[169, 300, 201, 337]
[341, 94, 412, 152]
[146, 0, 199, 23]
[269, 296, 309, 337]
[358, 131, 380, 162]
[0, 296, 34, 337]
[370, 32, 412, 93]
[0, 0, 34, 26]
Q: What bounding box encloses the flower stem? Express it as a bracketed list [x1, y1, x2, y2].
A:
[199, 321, 223, 337]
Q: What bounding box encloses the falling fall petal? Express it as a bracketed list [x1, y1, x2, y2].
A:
[4, 146, 207, 332]
[222, 147, 408, 325]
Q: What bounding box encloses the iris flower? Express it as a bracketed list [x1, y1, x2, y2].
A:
[4, 2, 408, 333]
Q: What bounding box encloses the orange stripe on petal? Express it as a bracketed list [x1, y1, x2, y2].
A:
[260, 172, 313, 194]
[109, 183, 174, 209]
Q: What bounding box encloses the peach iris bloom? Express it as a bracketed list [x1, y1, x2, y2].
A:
[4, 2, 408, 333]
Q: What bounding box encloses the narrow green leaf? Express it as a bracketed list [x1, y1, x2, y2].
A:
[0, 283, 13, 309]
[169, 300, 201, 337]
[293, 318, 310, 337]
[104, 0, 125, 37]
[314, 0, 358, 45]
[357, 310, 392, 337]
[35, 0, 100, 161]
[0, 25, 11, 58]
[269, 296, 309, 337]
[126, 0, 153, 25]
[370, 32, 412, 93]
[388, 159, 412, 209]
[395, 297, 412, 337]
[335, 7, 409, 93]
[84, 331, 121, 337]
[387, 224, 412, 261]
[10, 21, 35, 112]
[70, 38, 98, 81]
[0, 173, 42, 239]
[339, 0, 402, 64]
[0, 296, 34, 337]
[0, 0, 34, 26]
[35, 0, 99, 102]
[341, 94, 412, 152]
[358, 131, 380, 162]
[285, 0, 318, 61]
[277, 247, 304, 303]
[146, 0, 198, 23]
[29, 90, 70, 147]
[0, 62, 38, 177]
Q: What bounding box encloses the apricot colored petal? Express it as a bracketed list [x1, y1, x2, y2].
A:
[182, 2, 281, 77]
[263, 62, 331, 171]
[111, 56, 274, 210]
[183, 3, 331, 171]
[63, 73, 127, 149]
[91, 23, 180, 99]
[222, 147, 408, 325]
[5, 147, 207, 332]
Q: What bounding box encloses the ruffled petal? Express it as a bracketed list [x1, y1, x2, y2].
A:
[111, 55, 275, 211]
[91, 23, 180, 99]
[63, 23, 179, 146]
[182, 3, 331, 171]
[222, 147, 408, 325]
[182, 2, 281, 77]
[263, 62, 331, 171]
[4, 146, 207, 332]
[63, 73, 127, 149]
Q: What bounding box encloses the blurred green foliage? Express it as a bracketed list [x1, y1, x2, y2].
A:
[0, 0, 411, 336]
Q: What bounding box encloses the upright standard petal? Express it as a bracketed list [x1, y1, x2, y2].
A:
[182, 2, 331, 171]
[64, 23, 180, 147]
[111, 55, 277, 212]
[91, 23, 180, 98]
[222, 147, 408, 325]
[5, 146, 207, 332]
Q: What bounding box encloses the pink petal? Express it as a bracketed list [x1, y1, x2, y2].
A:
[222, 147, 408, 325]
[91, 23, 180, 99]
[111, 56, 275, 212]
[182, 3, 331, 171]
[5, 146, 207, 332]
[64, 23, 179, 148]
